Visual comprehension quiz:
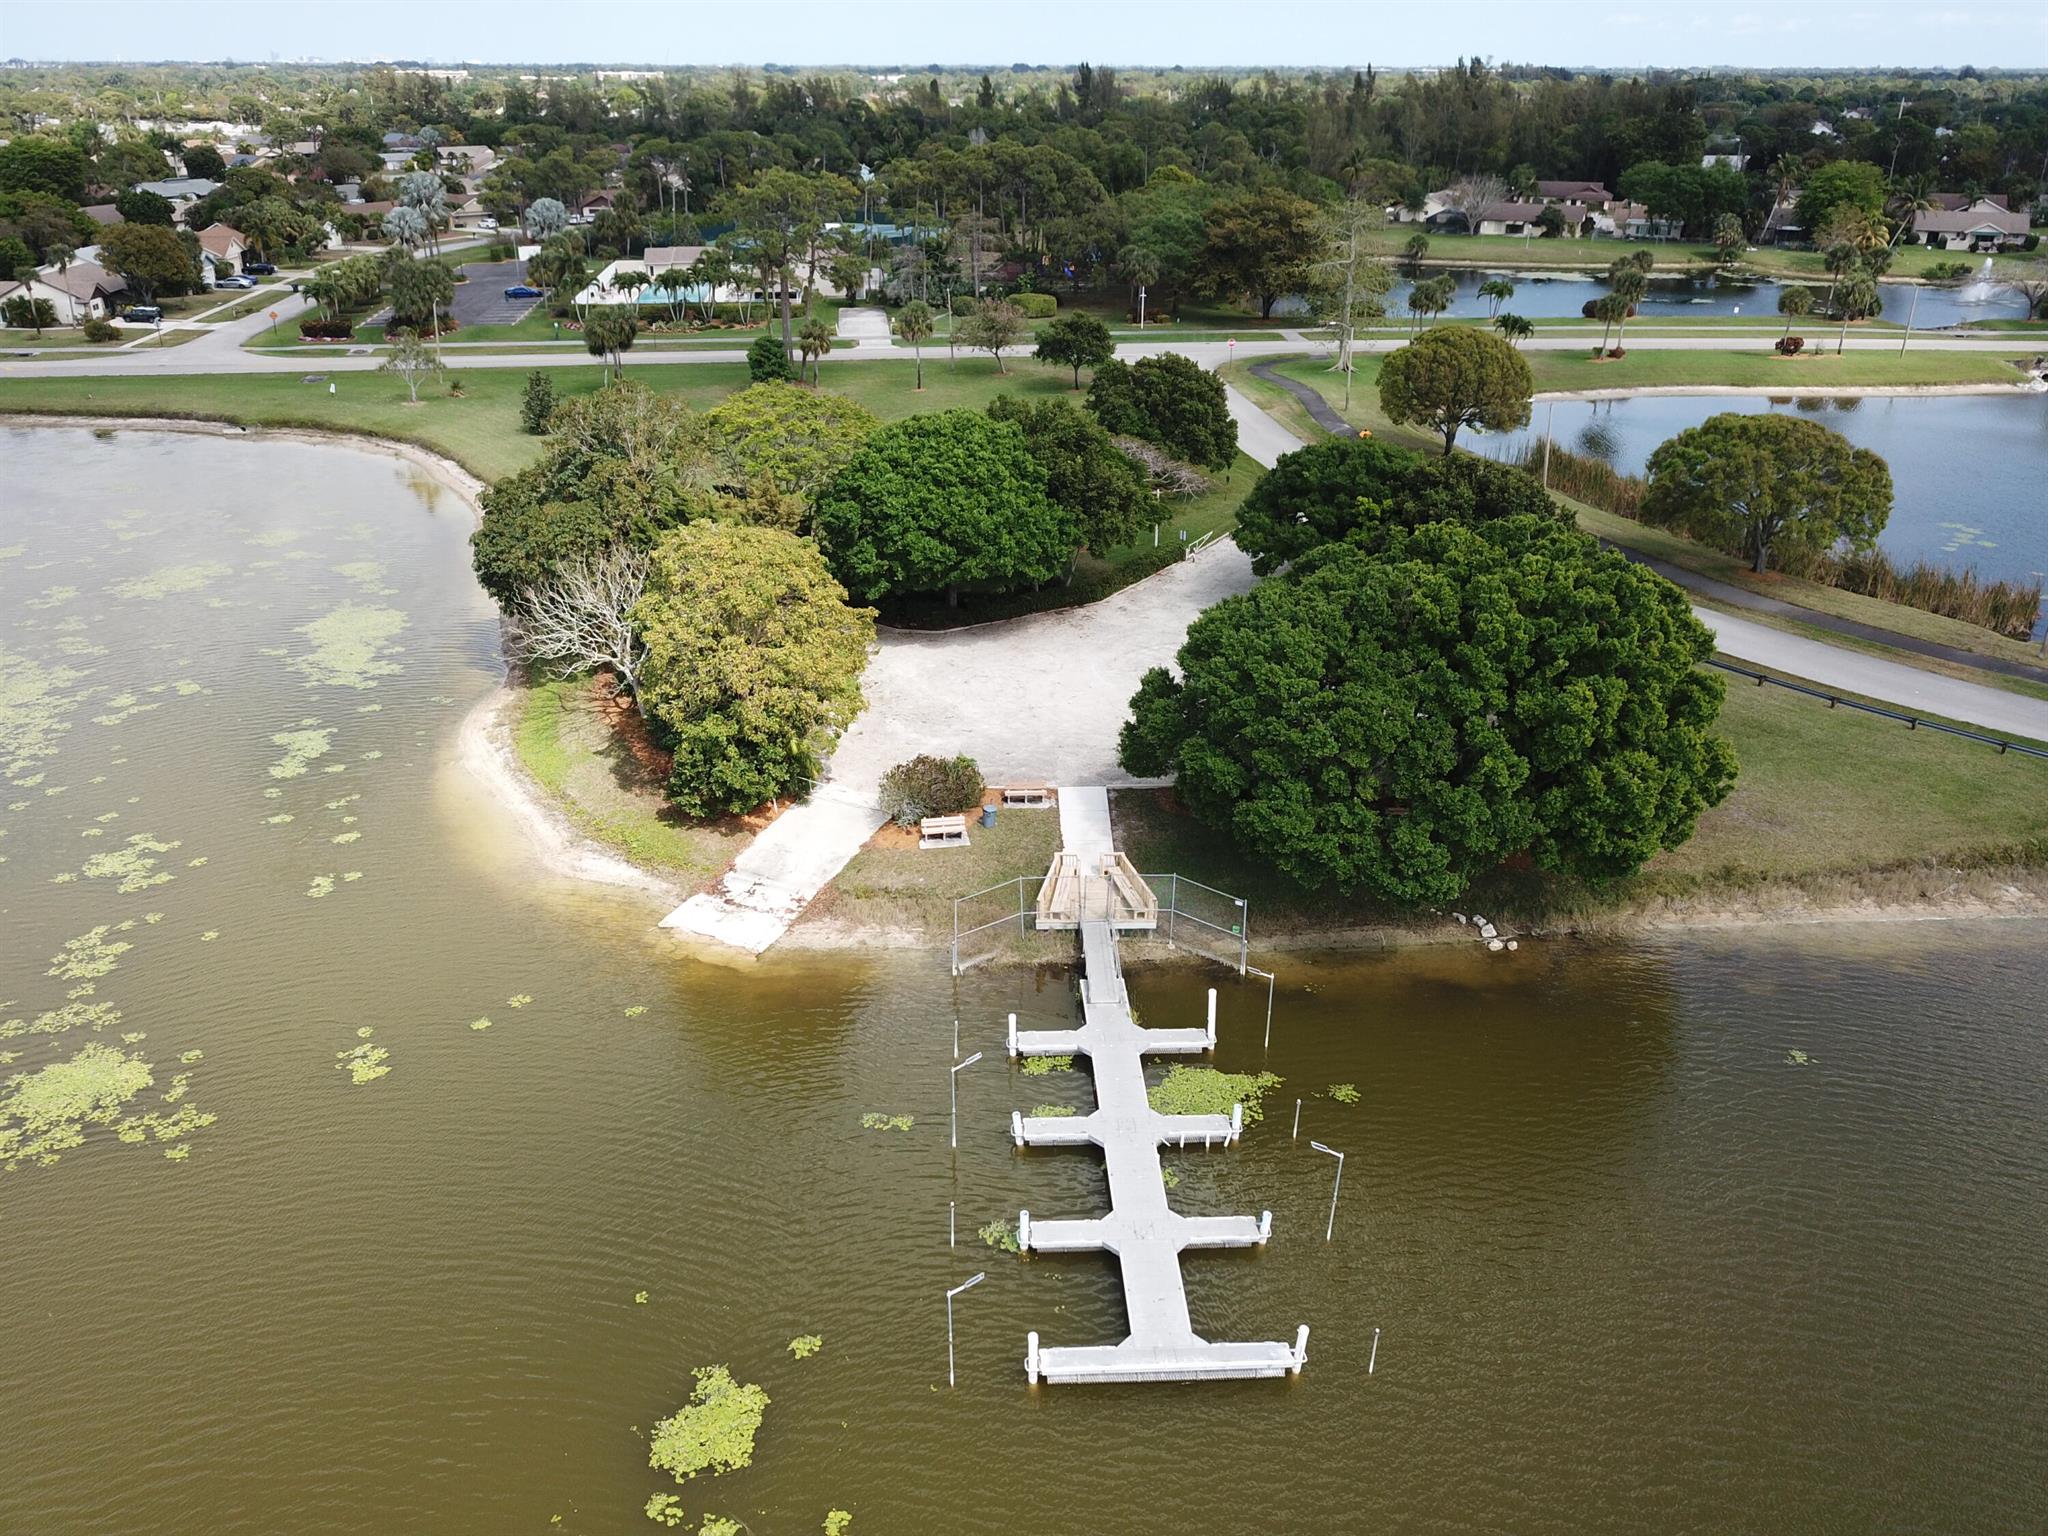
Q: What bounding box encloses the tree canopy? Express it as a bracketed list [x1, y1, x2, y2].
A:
[706, 383, 881, 506]
[1085, 353, 1237, 470]
[1642, 412, 1892, 574]
[986, 395, 1150, 554]
[1377, 325, 1533, 456]
[471, 383, 718, 603]
[1032, 311, 1114, 389]
[97, 222, 198, 301]
[1120, 517, 1736, 906]
[1231, 435, 1564, 576]
[811, 409, 1078, 604]
[633, 524, 875, 818]
[1197, 188, 1322, 318]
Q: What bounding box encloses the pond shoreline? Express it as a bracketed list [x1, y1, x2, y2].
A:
[10, 413, 2044, 953]
[1534, 380, 2046, 402]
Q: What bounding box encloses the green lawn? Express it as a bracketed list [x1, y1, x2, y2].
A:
[1, 327, 110, 348]
[512, 675, 746, 884]
[1110, 674, 2048, 936]
[806, 802, 1064, 943]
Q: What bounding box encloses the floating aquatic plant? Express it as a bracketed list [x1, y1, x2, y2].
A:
[635, 1290, 650, 1305]
[286, 604, 408, 690]
[859, 1113, 913, 1132]
[1030, 1105, 1078, 1118]
[644, 1493, 686, 1527]
[1020, 1055, 1073, 1076]
[507, 995, 532, 1008]
[825, 1513, 852, 1536]
[110, 562, 232, 601]
[624, 1006, 648, 1018]
[0, 999, 122, 1041]
[306, 875, 335, 899]
[1148, 1066, 1283, 1124]
[0, 1041, 154, 1171]
[164, 1144, 190, 1161]
[47, 926, 133, 981]
[268, 728, 334, 780]
[979, 1218, 1021, 1254]
[1161, 1165, 1180, 1189]
[648, 1365, 769, 1482]
[469, 1018, 492, 1031]
[199, 931, 219, 942]
[80, 833, 182, 893]
[335, 1039, 390, 1085]
[1327, 1083, 1360, 1105]
[1787, 1049, 1813, 1066]
[0, 646, 89, 778]
[341, 871, 361, 882]
[699, 1518, 741, 1536]
[787, 1334, 822, 1360]
[265, 814, 294, 825]
[179, 1050, 203, 1064]
[331, 831, 360, 845]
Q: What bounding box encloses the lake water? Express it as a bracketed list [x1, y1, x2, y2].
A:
[1279, 265, 2033, 328]
[5, 426, 2046, 1533]
[1469, 392, 2048, 593]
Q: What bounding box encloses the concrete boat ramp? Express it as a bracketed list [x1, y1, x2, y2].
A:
[1007, 888, 1307, 1385]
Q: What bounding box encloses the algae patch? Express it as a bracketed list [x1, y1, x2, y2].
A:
[648, 1365, 769, 1482]
[268, 728, 335, 779]
[286, 604, 409, 690]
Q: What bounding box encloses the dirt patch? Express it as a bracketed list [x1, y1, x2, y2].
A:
[591, 676, 674, 778]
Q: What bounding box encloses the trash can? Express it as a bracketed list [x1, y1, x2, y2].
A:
[980, 803, 997, 829]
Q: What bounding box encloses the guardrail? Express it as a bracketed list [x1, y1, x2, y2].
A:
[1705, 658, 2048, 761]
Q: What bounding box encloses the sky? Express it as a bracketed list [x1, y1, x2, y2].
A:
[6, 0, 2047, 70]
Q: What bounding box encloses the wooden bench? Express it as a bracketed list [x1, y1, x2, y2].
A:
[919, 814, 970, 850]
[1001, 783, 1057, 809]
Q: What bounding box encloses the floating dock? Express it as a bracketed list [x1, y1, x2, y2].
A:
[1008, 910, 1307, 1385]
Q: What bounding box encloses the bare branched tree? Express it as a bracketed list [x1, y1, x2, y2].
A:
[1442, 175, 1509, 233]
[502, 545, 651, 708]
[1111, 436, 1210, 499]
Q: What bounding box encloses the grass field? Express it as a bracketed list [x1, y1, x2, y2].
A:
[512, 675, 745, 884]
[1110, 674, 2048, 937]
[1, 327, 107, 348]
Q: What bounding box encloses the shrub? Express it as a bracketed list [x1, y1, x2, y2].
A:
[747, 332, 796, 382]
[2, 294, 57, 329]
[81, 317, 118, 343]
[1011, 291, 1056, 318]
[298, 316, 355, 339]
[1607, 347, 1626, 358]
[877, 754, 985, 826]
[1776, 335, 1805, 355]
[1086, 353, 1237, 469]
[520, 370, 556, 433]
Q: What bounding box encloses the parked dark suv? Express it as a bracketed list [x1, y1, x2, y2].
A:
[243, 261, 279, 276]
[120, 305, 163, 322]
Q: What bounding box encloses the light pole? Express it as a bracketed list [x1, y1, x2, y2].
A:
[951, 1051, 982, 1151]
[1310, 1140, 1344, 1241]
[1137, 283, 1147, 330]
[1900, 283, 1919, 356]
[946, 1272, 985, 1386]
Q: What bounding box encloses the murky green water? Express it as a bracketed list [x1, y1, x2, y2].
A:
[5, 426, 2045, 1533]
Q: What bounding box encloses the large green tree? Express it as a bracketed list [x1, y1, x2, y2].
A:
[1376, 325, 1533, 456]
[1642, 413, 1892, 574]
[97, 222, 199, 302]
[811, 409, 1078, 605]
[1032, 311, 1114, 389]
[633, 524, 875, 819]
[1232, 436, 1563, 576]
[1795, 162, 1887, 241]
[1197, 188, 1322, 318]
[713, 168, 855, 357]
[987, 396, 1150, 554]
[0, 138, 88, 202]
[706, 383, 880, 505]
[471, 383, 719, 603]
[1085, 353, 1237, 469]
[1120, 518, 1736, 906]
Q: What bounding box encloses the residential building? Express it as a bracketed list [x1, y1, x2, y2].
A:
[1909, 197, 2031, 250]
[196, 223, 248, 278]
[132, 177, 222, 225]
[1534, 179, 1612, 208]
[0, 259, 128, 322]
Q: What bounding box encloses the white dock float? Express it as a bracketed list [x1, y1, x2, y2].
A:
[1011, 918, 1306, 1385]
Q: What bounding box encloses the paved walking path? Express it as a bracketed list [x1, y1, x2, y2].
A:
[1056, 786, 1113, 863]
[1011, 920, 1304, 1384]
[835, 306, 894, 349]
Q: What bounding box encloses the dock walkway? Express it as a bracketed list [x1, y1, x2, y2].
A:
[1009, 915, 1307, 1384]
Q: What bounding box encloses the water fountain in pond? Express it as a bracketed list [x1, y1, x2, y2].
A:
[1958, 256, 1998, 305]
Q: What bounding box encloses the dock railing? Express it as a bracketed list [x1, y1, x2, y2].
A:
[953, 870, 1251, 975]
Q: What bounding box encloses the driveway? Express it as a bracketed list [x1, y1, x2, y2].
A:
[449, 258, 541, 329]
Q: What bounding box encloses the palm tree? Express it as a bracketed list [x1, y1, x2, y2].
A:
[1777, 285, 1813, 342]
[46, 244, 76, 324]
[1477, 276, 1515, 317]
[1592, 293, 1628, 352]
[1116, 244, 1161, 325]
[1609, 269, 1648, 350]
[1493, 312, 1533, 348]
[611, 268, 651, 314]
[1836, 275, 1881, 355]
[1403, 232, 1430, 271]
[12, 264, 45, 336]
[1822, 240, 1861, 314]
[893, 299, 935, 389]
[797, 315, 834, 384]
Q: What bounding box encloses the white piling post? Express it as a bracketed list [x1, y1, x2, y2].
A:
[1027, 1330, 1041, 1383]
[1205, 987, 1217, 1048]
[1368, 1326, 1380, 1375]
[1018, 1209, 1032, 1249]
[1230, 1102, 1243, 1140]
[1011, 1110, 1024, 1147]
[1292, 1098, 1302, 1140]
[1257, 1209, 1272, 1244]
[1006, 1012, 1017, 1057]
[950, 1200, 956, 1248]
[1291, 1323, 1310, 1374]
